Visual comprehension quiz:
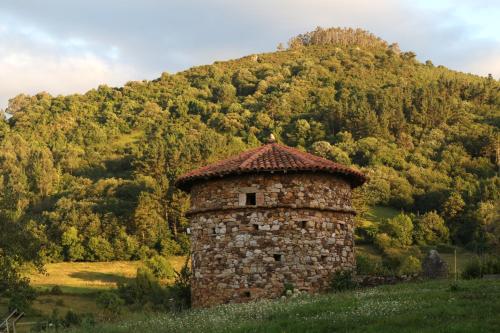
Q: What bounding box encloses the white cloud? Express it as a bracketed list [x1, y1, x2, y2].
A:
[0, 14, 139, 109]
[0, 53, 136, 104]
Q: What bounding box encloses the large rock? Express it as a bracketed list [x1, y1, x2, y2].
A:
[422, 250, 448, 279]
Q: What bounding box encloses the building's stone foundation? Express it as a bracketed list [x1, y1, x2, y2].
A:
[188, 173, 356, 308]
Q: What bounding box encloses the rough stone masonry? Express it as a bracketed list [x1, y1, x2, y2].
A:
[176, 141, 366, 307]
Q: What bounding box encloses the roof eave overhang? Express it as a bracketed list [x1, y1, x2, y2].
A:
[175, 168, 367, 192]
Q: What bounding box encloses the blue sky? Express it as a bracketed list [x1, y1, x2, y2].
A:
[0, 0, 499, 109]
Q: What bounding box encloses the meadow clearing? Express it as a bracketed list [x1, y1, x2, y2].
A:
[29, 257, 186, 292]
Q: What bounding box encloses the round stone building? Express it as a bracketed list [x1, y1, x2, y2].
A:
[176, 140, 366, 308]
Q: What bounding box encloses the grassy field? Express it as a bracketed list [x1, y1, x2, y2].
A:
[29, 261, 141, 293]
[29, 257, 186, 293]
[64, 279, 500, 333]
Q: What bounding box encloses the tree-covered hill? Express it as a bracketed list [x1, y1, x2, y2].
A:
[1, 27, 498, 265]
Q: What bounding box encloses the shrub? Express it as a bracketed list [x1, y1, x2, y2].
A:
[64, 310, 82, 327]
[31, 310, 95, 332]
[50, 285, 63, 295]
[381, 213, 414, 247]
[462, 258, 482, 279]
[397, 255, 421, 276]
[117, 258, 191, 312]
[6, 283, 36, 312]
[482, 255, 500, 275]
[355, 223, 379, 244]
[160, 238, 182, 256]
[381, 248, 404, 274]
[144, 255, 174, 279]
[177, 233, 191, 255]
[167, 256, 192, 311]
[117, 267, 168, 308]
[47, 308, 64, 330]
[96, 291, 124, 316]
[381, 247, 422, 277]
[137, 245, 155, 260]
[356, 253, 384, 276]
[330, 270, 357, 292]
[462, 255, 500, 279]
[374, 233, 392, 251]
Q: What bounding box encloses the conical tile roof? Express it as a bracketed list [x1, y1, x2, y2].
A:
[175, 142, 366, 191]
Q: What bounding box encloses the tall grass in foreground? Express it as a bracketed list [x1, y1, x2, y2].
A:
[66, 279, 500, 333]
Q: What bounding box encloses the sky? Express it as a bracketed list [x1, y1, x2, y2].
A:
[0, 0, 499, 110]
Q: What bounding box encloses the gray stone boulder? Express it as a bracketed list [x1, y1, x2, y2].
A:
[422, 250, 448, 279]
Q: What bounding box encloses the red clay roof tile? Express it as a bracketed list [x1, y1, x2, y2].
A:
[175, 142, 366, 191]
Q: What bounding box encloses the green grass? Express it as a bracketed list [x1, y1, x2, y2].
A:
[65, 279, 500, 333]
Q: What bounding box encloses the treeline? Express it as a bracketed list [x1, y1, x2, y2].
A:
[0, 28, 498, 269]
[288, 27, 391, 51]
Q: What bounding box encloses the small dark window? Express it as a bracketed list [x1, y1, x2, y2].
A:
[273, 254, 283, 262]
[243, 291, 251, 298]
[253, 224, 259, 231]
[321, 255, 328, 262]
[212, 227, 217, 235]
[246, 193, 256, 205]
[299, 221, 307, 229]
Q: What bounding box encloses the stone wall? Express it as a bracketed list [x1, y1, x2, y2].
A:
[189, 173, 352, 212]
[188, 173, 355, 308]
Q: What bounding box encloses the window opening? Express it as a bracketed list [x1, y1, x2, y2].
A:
[246, 193, 256, 205]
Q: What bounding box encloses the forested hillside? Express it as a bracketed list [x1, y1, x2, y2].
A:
[1, 28, 498, 266]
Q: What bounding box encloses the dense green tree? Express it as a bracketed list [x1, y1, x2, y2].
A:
[413, 211, 449, 245]
[61, 227, 85, 261]
[87, 236, 115, 261]
[133, 192, 166, 247]
[443, 192, 466, 220]
[0, 212, 41, 310]
[380, 213, 414, 247]
[474, 201, 500, 253]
